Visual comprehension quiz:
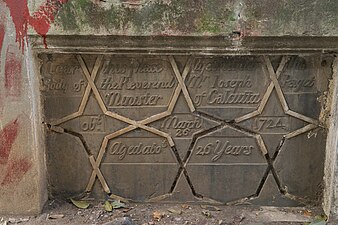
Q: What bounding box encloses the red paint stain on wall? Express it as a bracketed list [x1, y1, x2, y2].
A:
[29, 0, 68, 48]
[4, 0, 68, 49]
[0, 119, 19, 165]
[0, 19, 5, 115]
[0, 23, 5, 52]
[1, 158, 32, 186]
[0, 117, 32, 187]
[4, 46, 22, 97]
[3, 0, 29, 49]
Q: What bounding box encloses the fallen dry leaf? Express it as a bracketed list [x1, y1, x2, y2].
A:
[153, 211, 164, 221]
[104, 200, 113, 212]
[111, 200, 126, 209]
[181, 204, 190, 209]
[70, 198, 90, 209]
[303, 210, 312, 217]
[168, 208, 182, 215]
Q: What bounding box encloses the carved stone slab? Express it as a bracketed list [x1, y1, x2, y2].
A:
[40, 53, 331, 206]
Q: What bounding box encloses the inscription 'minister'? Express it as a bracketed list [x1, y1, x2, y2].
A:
[105, 92, 163, 106]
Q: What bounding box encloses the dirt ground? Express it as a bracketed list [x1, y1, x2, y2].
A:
[0, 199, 335, 225]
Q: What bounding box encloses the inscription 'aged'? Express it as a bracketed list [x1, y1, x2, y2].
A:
[109, 140, 168, 160]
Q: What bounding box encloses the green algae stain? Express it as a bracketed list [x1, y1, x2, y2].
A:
[55, 0, 238, 35]
[197, 14, 221, 33]
[56, 2, 79, 31]
[54, 0, 338, 36]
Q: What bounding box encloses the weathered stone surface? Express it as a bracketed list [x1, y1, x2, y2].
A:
[186, 126, 268, 202]
[250, 174, 302, 207]
[0, 2, 47, 214]
[0, 0, 337, 217]
[41, 53, 330, 206]
[274, 127, 327, 202]
[46, 131, 92, 197]
[29, 0, 338, 37]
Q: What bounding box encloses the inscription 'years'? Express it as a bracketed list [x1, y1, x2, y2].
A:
[196, 140, 254, 162]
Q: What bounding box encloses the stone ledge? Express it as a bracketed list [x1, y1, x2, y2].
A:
[29, 35, 338, 54]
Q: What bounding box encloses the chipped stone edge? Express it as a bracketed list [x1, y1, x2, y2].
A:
[323, 56, 338, 217]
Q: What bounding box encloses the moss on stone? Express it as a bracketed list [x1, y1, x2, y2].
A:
[54, 0, 338, 36]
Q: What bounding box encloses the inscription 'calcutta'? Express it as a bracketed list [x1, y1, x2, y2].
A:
[193, 90, 260, 106]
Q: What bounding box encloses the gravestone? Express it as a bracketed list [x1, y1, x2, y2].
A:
[41, 53, 331, 205]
